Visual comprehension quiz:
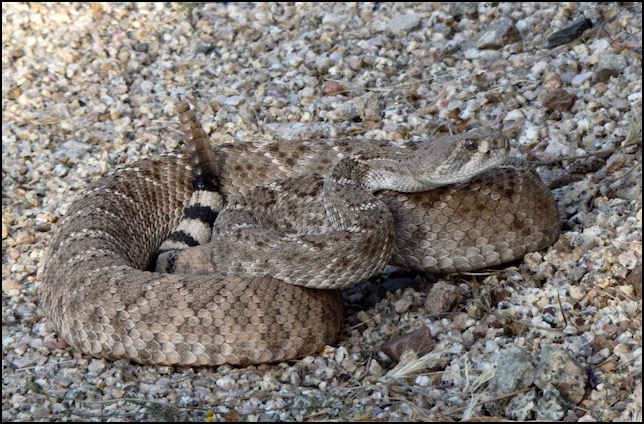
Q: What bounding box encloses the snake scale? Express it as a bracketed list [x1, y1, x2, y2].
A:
[41, 103, 560, 366]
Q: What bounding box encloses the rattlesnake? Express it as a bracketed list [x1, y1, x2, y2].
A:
[41, 103, 560, 366]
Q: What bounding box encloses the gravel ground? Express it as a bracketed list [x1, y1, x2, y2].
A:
[2, 2, 642, 422]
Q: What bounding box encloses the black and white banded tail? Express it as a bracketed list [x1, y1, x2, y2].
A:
[155, 102, 224, 273]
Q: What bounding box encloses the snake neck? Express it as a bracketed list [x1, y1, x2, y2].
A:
[325, 153, 446, 196]
[327, 126, 511, 194]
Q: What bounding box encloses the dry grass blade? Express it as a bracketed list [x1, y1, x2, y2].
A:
[384, 340, 452, 380]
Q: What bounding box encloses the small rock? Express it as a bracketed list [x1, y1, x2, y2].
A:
[534, 345, 585, 405]
[2, 278, 23, 296]
[384, 14, 422, 36]
[314, 55, 335, 74]
[346, 56, 363, 71]
[545, 18, 593, 49]
[611, 98, 630, 112]
[489, 346, 535, 396]
[449, 3, 478, 18]
[415, 375, 431, 387]
[594, 54, 627, 83]
[335, 92, 381, 122]
[393, 297, 412, 313]
[368, 358, 384, 376]
[55, 140, 92, 161]
[10, 48, 25, 60]
[379, 326, 433, 362]
[342, 356, 357, 374]
[53, 163, 69, 177]
[216, 375, 236, 390]
[425, 281, 464, 313]
[542, 88, 576, 112]
[321, 80, 348, 96]
[505, 389, 537, 421]
[462, 48, 502, 61]
[535, 384, 566, 421]
[54, 375, 74, 388]
[87, 359, 106, 374]
[222, 95, 245, 108]
[571, 71, 594, 86]
[477, 18, 520, 50]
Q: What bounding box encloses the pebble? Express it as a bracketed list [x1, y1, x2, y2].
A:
[594, 54, 628, 83]
[542, 88, 577, 112]
[571, 71, 594, 86]
[383, 14, 423, 36]
[476, 18, 520, 49]
[425, 281, 464, 313]
[489, 347, 535, 396]
[534, 345, 586, 405]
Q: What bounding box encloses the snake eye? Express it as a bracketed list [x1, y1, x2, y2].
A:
[463, 139, 478, 151]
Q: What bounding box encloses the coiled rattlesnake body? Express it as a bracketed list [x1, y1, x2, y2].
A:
[42, 104, 560, 366]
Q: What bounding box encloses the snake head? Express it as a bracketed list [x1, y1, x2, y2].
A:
[427, 126, 510, 186]
[359, 126, 510, 193]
